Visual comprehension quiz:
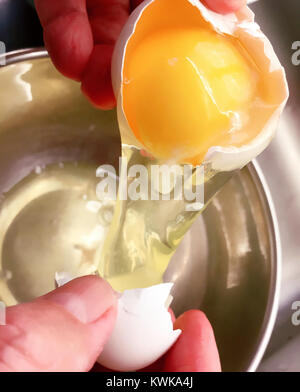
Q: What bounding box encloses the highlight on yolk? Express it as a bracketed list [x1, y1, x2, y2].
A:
[123, 27, 258, 163]
[121, 0, 265, 164]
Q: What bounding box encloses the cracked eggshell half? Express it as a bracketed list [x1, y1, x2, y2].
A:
[97, 283, 181, 371]
[111, 0, 289, 171]
[55, 274, 181, 372]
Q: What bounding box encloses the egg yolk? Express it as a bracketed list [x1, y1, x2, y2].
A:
[123, 28, 259, 163]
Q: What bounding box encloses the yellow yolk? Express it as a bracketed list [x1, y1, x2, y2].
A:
[123, 27, 259, 163]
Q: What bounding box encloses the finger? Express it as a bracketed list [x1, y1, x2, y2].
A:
[0, 276, 117, 372]
[87, 0, 130, 45]
[130, 0, 144, 10]
[202, 0, 247, 14]
[132, 0, 246, 14]
[35, 0, 93, 81]
[81, 1, 130, 108]
[164, 310, 221, 372]
[81, 44, 116, 109]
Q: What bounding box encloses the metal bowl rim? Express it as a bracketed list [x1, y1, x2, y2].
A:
[0, 48, 282, 372]
[245, 160, 281, 372]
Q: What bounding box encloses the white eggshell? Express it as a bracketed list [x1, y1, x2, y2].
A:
[97, 283, 181, 371]
[112, 0, 289, 171]
[55, 274, 181, 371]
[55, 271, 76, 287]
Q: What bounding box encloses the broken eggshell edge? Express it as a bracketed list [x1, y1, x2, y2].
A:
[55, 273, 181, 372]
[111, 0, 289, 172]
[97, 282, 181, 371]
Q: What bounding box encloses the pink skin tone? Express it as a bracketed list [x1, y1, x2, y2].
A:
[34, 0, 246, 109]
[0, 277, 117, 371]
[0, 0, 245, 372]
[0, 276, 221, 372]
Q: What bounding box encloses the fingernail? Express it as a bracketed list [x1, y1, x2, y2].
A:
[42, 276, 117, 324]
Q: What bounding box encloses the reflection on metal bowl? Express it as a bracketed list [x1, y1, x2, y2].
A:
[0, 50, 280, 372]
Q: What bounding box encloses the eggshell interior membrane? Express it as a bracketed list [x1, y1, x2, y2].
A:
[97, 283, 181, 372]
[112, 0, 288, 170]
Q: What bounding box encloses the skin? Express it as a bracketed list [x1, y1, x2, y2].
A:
[34, 0, 246, 109]
[0, 276, 117, 372]
[0, 276, 221, 372]
[0, 0, 245, 372]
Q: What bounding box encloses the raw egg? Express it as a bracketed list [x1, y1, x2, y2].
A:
[112, 0, 288, 169]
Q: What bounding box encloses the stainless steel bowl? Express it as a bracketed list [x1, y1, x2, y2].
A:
[0, 50, 281, 372]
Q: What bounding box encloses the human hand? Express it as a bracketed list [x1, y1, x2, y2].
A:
[0, 276, 221, 372]
[35, 0, 246, 110]
[0, 276, 117, 371]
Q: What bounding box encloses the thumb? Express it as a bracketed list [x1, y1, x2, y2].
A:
[0, 276, 117, 372]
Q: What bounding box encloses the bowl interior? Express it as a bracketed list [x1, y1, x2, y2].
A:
[0, 55, 278, 372]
